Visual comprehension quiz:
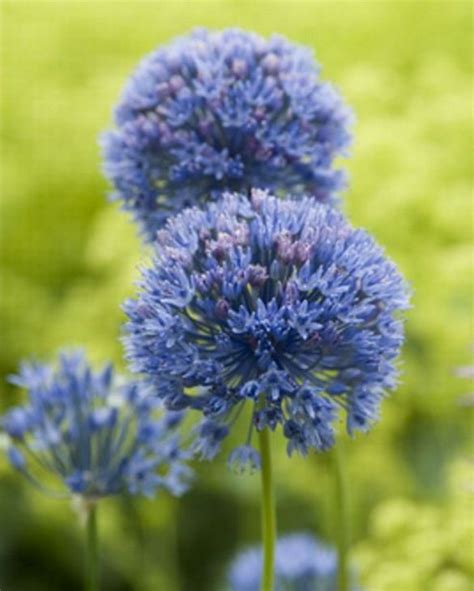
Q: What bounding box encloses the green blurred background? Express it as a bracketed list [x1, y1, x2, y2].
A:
[0, 1, 472, 590]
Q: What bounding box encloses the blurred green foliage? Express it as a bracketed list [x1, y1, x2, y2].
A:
[355, 459, 474, 591]
[0, 1, 472, 590]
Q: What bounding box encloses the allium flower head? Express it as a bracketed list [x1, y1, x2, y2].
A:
[228, 533, 359, 591]
[1, 350, 191, 499]
[124, 191, 409, 465]
[102, 28, 353, 240]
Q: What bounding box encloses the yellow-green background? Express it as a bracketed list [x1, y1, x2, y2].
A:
[0, 1, 472, 590]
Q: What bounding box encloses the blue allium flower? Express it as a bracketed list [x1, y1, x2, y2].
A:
[101, 28, 353, 240]
[228, 533, 359, 591]
[124, 191, 409, 466]
[1, 350, 192, 499]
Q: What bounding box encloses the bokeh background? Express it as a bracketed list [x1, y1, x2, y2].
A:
[1, 1, 472, 590]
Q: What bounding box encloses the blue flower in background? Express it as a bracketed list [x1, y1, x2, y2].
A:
[101, 28, 353, 241]
[124, 191, 409, 466]
[1, 350, 192, 499]
[228, 533, 359, 591]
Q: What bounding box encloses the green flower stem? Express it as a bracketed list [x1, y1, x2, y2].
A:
[333, 442, 350, 591]
[85, 502, 99, 591]
[166, 497, 182, 591]
[258, 427, 276, 591]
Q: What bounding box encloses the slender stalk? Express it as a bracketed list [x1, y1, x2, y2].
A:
[333, 442, 350, 591]
[166, 497, 182, 591]
[258, 427, 276, 591]
[85, 502, 99, 591]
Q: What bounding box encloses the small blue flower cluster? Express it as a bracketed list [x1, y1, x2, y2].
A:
[228, 533, 358, 591]
[101, 28, 352, 241]
[1, 351, 191, 499]
[124, 190, 409, 466]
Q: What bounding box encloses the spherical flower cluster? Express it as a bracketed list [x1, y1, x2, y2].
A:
[101, 28, 353, 241]
[124, 190, 409, 466]
[1, 351, 191, 499]
[228, 533, 359, 591]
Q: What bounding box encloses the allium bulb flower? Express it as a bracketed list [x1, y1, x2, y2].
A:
[1, 350, 191, 499]
[228, 533, 359, 591]
[124, 190, 409, 467]
[101, 28, 353, 241]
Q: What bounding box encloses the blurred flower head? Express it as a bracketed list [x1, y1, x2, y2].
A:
[228, 533, 359, 591]
[124, 190, 409, 466]
[101, 28, 353, 241]
[1, 350, 192, 499]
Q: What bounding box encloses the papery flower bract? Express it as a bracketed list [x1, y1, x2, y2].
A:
[1, 350, 192, 499]
[228, 533, 359, 591]
[101, 28, 353, 240]
[124, 191, 409, 463]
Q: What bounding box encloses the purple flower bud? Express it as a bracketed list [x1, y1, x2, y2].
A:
[169, 75, 185, 93]
[231, 58, 248, 77]
[247, 265, 268, 288]
[215, 298, 230, 320]
[261, 52, 280, 74]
